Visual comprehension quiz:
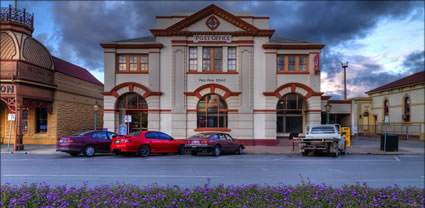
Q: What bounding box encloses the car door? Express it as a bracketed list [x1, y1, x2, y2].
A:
[224, 133, 238, 152]
[157, 132, 175, 152]
[95, 131, 110, 152]
[144, 132, 162, 153]
[218, 133, 230, 152]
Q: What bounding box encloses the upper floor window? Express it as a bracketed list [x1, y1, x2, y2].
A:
[228, 47, 236, 71]
[202, 47, 222, 72]
[277, 55, 309, 73]
[189, 47, 198, 72]
[404, 97, 410, 121]
[117, 55, 148, 73]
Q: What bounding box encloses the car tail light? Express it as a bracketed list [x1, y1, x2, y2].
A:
[202, 140, 208, 144]
[60, 138, 74, 143]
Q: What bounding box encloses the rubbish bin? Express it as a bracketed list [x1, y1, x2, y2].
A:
[380, 134, 399, 152]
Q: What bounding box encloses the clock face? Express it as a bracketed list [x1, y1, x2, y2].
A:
[206, 16, 220, 30]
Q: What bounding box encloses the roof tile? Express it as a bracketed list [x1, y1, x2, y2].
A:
[52, 56, 103, 86]
[366, 71, 424, 94]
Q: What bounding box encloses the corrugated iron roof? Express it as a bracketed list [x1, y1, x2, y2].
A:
[366, 70, 424, 94]
[52, 56, 103, 86]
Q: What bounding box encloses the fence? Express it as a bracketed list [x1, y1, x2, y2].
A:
[356, 124, 422, 140]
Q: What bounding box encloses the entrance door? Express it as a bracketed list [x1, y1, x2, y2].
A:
[276, 93, 306, 135]
[127, 111, 148, 133]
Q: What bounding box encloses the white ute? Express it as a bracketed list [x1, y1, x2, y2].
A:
[295, 124, 346, 157]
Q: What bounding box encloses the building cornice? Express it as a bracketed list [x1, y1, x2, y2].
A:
[99, 43, 163, 49]
[262, 44, 325, 50]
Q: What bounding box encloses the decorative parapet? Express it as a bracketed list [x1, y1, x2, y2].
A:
[0, 6, 34, 29]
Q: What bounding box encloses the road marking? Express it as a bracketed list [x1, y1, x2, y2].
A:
[2, 174, 222, 178]
[394, 156, 400, 161]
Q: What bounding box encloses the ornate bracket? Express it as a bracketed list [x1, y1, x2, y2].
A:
[0, 97, 16, 113]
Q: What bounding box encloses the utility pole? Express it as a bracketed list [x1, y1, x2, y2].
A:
[340, 62, 348, 100]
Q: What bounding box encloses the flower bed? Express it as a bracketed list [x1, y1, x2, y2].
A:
[1, 182, 423, 207]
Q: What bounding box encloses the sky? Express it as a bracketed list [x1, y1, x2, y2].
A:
[4, 1, 424, 100]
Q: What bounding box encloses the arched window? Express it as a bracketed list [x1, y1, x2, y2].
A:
[384, 99, 389, 116]
[404, 96, 410, 121]
[116, 93, 148, 133]
[276, 93, 306, 134]
[197, 94, 227, 128]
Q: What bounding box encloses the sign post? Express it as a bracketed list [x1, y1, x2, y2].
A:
[124, 115, 132, 135]
[7, 113, 16, 151]
[384, 115, 389, 152]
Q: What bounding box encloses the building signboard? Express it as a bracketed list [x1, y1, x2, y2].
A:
[193, 35, 232, 43]
[0, 84, 15, 95]
[314, 54, 320, 72]
[19, 62, 54, 84]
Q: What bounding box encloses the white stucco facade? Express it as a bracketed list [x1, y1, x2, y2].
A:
[101, 5, 329, 145]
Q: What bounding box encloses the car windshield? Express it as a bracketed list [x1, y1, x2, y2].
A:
[189, 133, 216, 139]
[73, 131, 92, 136]
[310, 127, 335, 134]
[129, 131, 143, 137]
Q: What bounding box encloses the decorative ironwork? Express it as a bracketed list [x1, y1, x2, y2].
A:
[23, 98, 53, 114]
[0, 97, 16, 113]
[0, 6, 34, 29]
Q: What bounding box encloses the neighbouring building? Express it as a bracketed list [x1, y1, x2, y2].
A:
[100, 4, 354, 146]
[0, 6, 104, 150]
[352, 71, 425, 141]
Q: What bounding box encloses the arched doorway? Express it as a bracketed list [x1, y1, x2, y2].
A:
[115, 93, 148, 133]
[276, 93, 307, 135]
[197, 94, 228, 128]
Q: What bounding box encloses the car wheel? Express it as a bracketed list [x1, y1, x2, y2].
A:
[69, 152, 79, 157]
[191, 151, 198, 156]
[138, 145, 150, 157]
[178, 145, 185, 155]
[236, 145, 243, 155]
[213, 145, 221, 157]
[83, 145, 96, 157]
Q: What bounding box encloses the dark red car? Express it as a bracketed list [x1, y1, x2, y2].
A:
[56, 130, 116, 157]
[185, 132, 244, 156]
[111, 131, 187, 157]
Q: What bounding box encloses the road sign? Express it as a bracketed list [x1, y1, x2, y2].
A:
[8, 113, 15, 121]
[352, 126, 358, 134]
[119, 125, 127, 135]
[384, 115, 389, 123]
[124, 115, 132, 123]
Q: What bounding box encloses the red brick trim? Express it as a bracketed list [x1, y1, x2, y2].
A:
[171, 40, 254, 45]
[100, 43, 163, 49]
[104, 82, 162, 98]
[253, 109, 277, 112]
[329, 100, 352, 104]
[103, 109, 172, 112]
[307, 110, 322, 112]
[321, 96, 331, 100]
[194, 128, 231, 132]
[277, 72, 310, 74]
[186, 71, 239, 74]
[186, 84, 241, 99]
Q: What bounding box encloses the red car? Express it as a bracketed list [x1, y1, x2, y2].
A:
[185, 132, 244, 156]
[56, 130, 116, 157]
[111, 131, 187, 157]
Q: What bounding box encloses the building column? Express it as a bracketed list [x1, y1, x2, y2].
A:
[14, 96, 24, 151]
[171, 46, 187, 139]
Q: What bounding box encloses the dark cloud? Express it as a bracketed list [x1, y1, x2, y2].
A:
[401, 50, 425, 73]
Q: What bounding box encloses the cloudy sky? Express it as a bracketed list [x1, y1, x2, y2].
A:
[7, 1, 424, 99]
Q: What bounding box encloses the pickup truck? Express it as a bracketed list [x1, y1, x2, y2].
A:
[295, 124, 346, 157]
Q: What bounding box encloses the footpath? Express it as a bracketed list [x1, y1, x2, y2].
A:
[1, 137, 424, 155]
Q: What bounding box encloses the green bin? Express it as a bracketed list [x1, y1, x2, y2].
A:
[380, 134, 399, 152]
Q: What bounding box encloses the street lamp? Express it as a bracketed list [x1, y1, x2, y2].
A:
[325, 102, 332, 124]
[340, 62, 349, 100]
[93, 101, 101, 130]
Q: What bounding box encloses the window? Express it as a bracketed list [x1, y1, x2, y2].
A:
[117, 55, 148, 72]
[23, 110, 28, 132]
[36, 108, 47, 133]
[145, 132, 159, 139]
[189, 47, 198, 71]
[91, 132, 98, 138]
[277, 56, 285, 72]
[97, 131, 107, 139]
[384, 99, 389, 116]
[107, 132, 115, 140]
[158, 132, 172, 140]
[276, 55, 309, 73]
[202, 47, 222, 72]
[219, 134, 227, 141]
[116, 93, 148, 110]
[224, 134, 233, 141]
[197, 94, 228, 128]
[118, 56, 127, 71]
[404, 97, 410, 121]
[276, 93, 306, 134]
[228, 47, 236, 71]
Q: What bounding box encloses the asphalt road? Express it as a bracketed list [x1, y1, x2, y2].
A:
[1, 153, 424, 188]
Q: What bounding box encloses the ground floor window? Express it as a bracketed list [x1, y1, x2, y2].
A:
[277, 93, 306, 134]
[22, 110, 28, 132]
[115, 93, 148, 133]
[197, 94, 228, 128]
[36, 108, 47, 133]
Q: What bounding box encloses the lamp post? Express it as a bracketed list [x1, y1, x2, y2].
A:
[340, 62, 349, 100]
[93, 101, 100, 130]
[325, 102, 332, 124]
